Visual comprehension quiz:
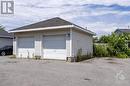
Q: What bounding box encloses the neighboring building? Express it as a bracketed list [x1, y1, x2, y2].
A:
[10, 17, 95, 61]
[114, 29, 130, 34]
[0, 29, 13, 48]
[115, 29, 130, 48]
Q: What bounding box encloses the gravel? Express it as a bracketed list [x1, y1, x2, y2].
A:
[0, 56, 130, 86]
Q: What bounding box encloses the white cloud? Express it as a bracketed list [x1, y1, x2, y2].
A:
[1, 0, 130, 36]
[13, 0, 130, 21]
[86, 22, 130, 36]
[15, 0, 130, 6]
[81, 0, 130, 6]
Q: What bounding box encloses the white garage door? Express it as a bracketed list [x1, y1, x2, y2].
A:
[43, 35, 66, 60]
[18, 37, 34, 58]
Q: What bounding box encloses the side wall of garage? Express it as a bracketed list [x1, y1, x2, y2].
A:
[13, 29, 71, 59]
[71, 29, 93, 57]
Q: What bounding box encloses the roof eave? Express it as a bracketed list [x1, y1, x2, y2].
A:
[9, 25, 74, 33]
[74, 26, 96, 35]
[9, 25, 95, 35]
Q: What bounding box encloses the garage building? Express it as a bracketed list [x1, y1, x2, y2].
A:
[10, 17, 95, 61]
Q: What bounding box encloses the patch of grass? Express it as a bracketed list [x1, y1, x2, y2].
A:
[9, 55, 16, 59]
[77, 55, 93, 62]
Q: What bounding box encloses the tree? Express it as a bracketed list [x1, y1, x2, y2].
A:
[108, 33, 128, 53]
[0, 25, 4, 30]
[95, 33, 130, 57]
[98, 35, 110, 43]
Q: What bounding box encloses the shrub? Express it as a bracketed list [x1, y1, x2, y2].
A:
[94, 33, 130, 58]
[98, 35, 110, 43]
[94, 44, 109, 57]
[76, 54, 93, 62]
[107, 46, 117, 56]
[125, 49, 130, 56]
[34, 56, 41, 60]
[116, 52, 128, 58]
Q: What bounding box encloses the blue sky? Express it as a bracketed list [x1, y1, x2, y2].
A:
[1, 0, 130, 36]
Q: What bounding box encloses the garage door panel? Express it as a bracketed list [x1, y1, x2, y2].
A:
[43, 35, 66, 60]
[18, 49, 34, 58]
[44, 49, 66, 60]
[18, 37, 34, 58]
[18, 37, 34, 48]
[44, 35, 66, 49]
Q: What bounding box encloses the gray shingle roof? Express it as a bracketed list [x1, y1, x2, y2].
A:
[11, 17, 73, 31]
[0, 29, 13, 38]
[10, 17, 95, 35]
[115, 29, 130, 33]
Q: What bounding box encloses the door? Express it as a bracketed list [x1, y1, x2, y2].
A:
[18, 37, 34, 58]
[43, 35, 66, 60]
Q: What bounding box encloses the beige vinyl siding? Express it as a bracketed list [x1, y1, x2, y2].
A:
[13, 28, 93, 59]
[13, 29, 71, 58]
[72, 29, 93, 57]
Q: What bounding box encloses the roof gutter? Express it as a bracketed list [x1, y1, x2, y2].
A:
[74, 26, 96, 35]
[9, 25, 95, 35]
[9, 25, 74, 33]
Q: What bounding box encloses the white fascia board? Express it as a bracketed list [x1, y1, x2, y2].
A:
[74, 26, 96, 35]
[9, 25, 74, 33]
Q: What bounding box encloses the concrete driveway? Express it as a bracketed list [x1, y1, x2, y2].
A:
[0, 56, 130, 86]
